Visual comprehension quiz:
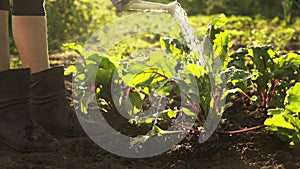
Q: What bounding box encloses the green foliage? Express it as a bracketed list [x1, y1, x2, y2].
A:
[7, 0, 300, 55]
[66, 14, 250, 145]
[281, 0, 295, 24]
[227, 17, 295, 50]
[228, 46, 300, 108]
[64, 11, 299, 148]
[265, 83, 300, 149]
[158, 0, 300, 18]
[190, 15, 299, 51]
[45, 0, 299, 53]
[46, 0, 117, 49]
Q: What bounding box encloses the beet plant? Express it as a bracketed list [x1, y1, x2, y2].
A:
[265, 82, 300, 148]
[64, 13, 300, 149]
[64, 14, 254, 146]
[228, 46, 300, 108]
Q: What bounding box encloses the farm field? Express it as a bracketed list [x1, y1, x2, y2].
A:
[1, 1, 300, 168]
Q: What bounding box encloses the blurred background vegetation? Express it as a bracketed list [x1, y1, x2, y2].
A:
[175, 0, 300, 18]
[8, 0, 300, 54]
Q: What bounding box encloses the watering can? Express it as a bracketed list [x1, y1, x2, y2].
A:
[110, 0, 178, 15]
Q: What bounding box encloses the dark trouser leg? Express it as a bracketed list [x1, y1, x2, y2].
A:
[0, 0, 10, 71]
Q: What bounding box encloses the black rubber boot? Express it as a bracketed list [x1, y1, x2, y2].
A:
[30, 66, 85, 137]
[0, 69, 59, 152]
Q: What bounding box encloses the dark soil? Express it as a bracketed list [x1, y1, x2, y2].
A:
[0, 52, 299, 169]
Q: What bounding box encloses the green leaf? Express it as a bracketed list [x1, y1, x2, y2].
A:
[186, 64, 206, 78]
[206, 14, 226, 44]
[211, 14, 226, 28]
[285, 83, 300, 112]
[264, 115, 294, 130]
[129, 117, 155, 125]
[229, 48, 249, 70]
[157, 84, 173, 96]
[290, 132, 300, 148]
[250, 95, 258, 102]
[223, 66, 253, 82]
[277, 53, 300, 68]
[154, 125, 166, 134]
[182, 108, 197, 118]
[225, 88, 244, 95]
[64, 65, 77, 75]
[129, 92, 143, 110]
[87, 53, 104, 63]
[130, 72, 154, 87]
[95, 68, 112, 86]
[277, 127, 295, 142]
[213, 31, 229, 60]
[62, 43, 83, 54]
[99, 57, 117, 71]
[145, 53, 176, 77]
[144, 118, 154, 124]
[130, 135, 150, 148]
[264, 83, 300, 148]
[143, 87, 150, 95]
[267, 108, 285, 116]
[248, 46, 273, 72]
[75, 74, 85, 81]
[167, 110, 177, 119]
[160, 37, 189, 54]
[285, 53, 300, 66]
[284, 113, 300, 131]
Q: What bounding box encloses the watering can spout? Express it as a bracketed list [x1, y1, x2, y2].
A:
[110, 0, 178, 15]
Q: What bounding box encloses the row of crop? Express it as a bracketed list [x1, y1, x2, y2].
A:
[8, 1, 299, 55]
[64, 14, 300, 149]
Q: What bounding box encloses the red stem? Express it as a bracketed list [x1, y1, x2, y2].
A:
[143, 70, 169, 80]
[177, 123, 265, 135]
[125, 87, 131, 100]
[177, 123, 204, 135]
[213, 79, 227, 112]
[270, 79, 279, 95]
[216, 125, 265, 135]
[260, 92, 266, 107]
[267, 78, 279, 104]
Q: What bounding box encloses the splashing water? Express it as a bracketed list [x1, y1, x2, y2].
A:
[171, 3, 207, 67]
[168, 4, 224, 145]
[140, 2, 207, 68]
